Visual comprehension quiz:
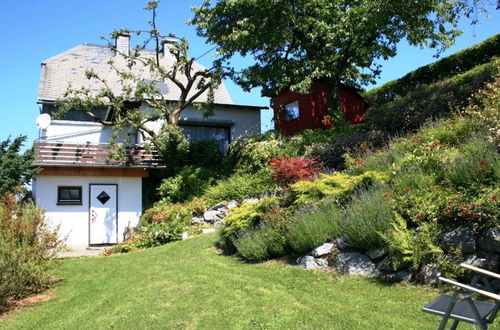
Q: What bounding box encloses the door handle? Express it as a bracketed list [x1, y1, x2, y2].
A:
[91, 209, 97, 223]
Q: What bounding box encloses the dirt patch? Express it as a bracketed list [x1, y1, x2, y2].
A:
[0, 288, 57, 321]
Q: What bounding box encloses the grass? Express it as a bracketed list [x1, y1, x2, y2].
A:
[0, 233, 474, 329]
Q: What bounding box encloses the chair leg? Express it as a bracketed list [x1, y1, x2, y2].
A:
[438, 293, 459, 330]
[449, 319, 459, 330]
[466, 299, 488, 330]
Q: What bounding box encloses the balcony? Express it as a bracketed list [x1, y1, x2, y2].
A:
[33, 141, 165, 168]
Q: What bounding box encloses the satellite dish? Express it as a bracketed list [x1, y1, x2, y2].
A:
[36, 113, 52, 130]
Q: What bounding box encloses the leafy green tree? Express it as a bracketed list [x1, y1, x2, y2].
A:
[192, 0, 494, 101]
[0, 136, 37, 194]
[57, 1, 227, 157]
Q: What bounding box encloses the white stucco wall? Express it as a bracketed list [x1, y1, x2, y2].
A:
[34, 175, 142, 248]
[41, 120, 133, 144]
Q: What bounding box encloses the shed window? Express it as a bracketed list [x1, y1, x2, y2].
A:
[284, 101, 300, 121]
[57, 186, 82, 205]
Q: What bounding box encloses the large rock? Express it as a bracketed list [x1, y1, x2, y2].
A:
[227, 200, 239, 209]
[439, 227, 476, 254]
[385, 271, 412, 283]
[330, 252, 380, 276]
[311, 243, 334, 257]
[297, 256, 328, 270]
[419, 263, 441, 285]
[335, 237, 356, 252]
[465, 252, 500, 274]
[366, 248, 387, 260]
[191, 216, 205, 225]
[203, 210, 226, 222]
[478, 227, 500, 254]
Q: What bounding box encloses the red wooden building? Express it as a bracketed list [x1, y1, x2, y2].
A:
[272, 80, 367, 136]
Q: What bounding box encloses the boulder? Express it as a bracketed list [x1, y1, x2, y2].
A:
[376, 256, 395, 272]
[330, 252, 380, 276]
[297, 256, 328, 270]
[478, 227, 500, 254]
[419, 263, 441, 285]
[208, 202, 227, 211]
[467, 251, 500, 273]
[227, 200, 239, 209]
[439, 227, 476, 254]
[242, 198, 259, 204]
[181, 231, 190, 240]
[311, 243, 334, 257]
[191, 216, 205, 225]
[366, 248, 387, 260]
[203, 210, 226, 222]
[201, 228, 216, 234]
[335, 237, 356, 252]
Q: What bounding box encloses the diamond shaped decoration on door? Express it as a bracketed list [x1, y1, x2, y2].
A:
[96, 191, 111, 205]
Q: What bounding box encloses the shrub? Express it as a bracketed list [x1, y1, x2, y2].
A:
[444, 137, 499, 190]
[140, 201, 193, 225]
[205, 169, 274, 205]
[269, 156, 320, 189]
[157, 165, 217, 203]
[232, 225, 287, 261]
[465, 75, 500, 148]
[290, 171, 390, 205]
[0, 194, 64, 309]
[287, 199, 340, 255]
[221, 197, 280, 240]
[305, 134, 368, 170]
[381, 214, 443, 272]
[154, 125, 190, 174]
[339, 187, 394, 251]
[365, 58, 500, 135]
[188, 140, 224, 169]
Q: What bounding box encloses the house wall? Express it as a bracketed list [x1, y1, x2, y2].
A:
[272, 81, 367, 136]
[41, 120, 133, 144]
[34, 175, 142, 248]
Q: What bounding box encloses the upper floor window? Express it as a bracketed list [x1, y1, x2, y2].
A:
[284, 101, 300, 121]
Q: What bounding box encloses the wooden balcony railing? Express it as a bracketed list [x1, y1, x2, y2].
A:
[33, 141, 165, 167]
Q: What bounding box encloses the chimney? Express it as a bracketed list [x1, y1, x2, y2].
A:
[161, 38, 178, 58]
[115, 32, 130, 56]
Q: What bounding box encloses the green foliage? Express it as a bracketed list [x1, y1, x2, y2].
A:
[365, 58, 500, 135]
[0, 136, 37, 194]
[290, 171, 389, 205]
[221, 197, 280, 240]
[157, 165, 217, 203]
[205, 169, 274, 205]
[287, 200, 340, 255]
[381, 214, 443, 272]
[192, 0, 482, 96]
[365, 34, 500, 107]
[464, 75, 500, 147]
[0, 194, 64, 309]
[188, 139, 224, 169]
[232, 225, 287, 262]
[155, 125, 190, 172]
[339, 187, 394, 251]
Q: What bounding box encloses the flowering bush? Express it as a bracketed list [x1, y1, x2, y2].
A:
[0, 194, 64, 309]
[269, 156, 320, 189]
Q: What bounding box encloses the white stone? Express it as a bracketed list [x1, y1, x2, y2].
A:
[311, 243, 334, 257]
[227, 200, 239, 209]
[242, 198, 259, 204]
[182, 231, 189, 240]
[202, 228, 216, 234]
[297, 256, 328, 270]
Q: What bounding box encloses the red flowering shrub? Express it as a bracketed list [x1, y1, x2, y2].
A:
[269, 156, 320, 189]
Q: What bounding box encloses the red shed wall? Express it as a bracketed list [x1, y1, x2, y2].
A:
[272, 81, 366, 136]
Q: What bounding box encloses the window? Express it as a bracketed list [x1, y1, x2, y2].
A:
[57, 186, 82, 205]
[284, 101, 300, 121]
[180, 125, 230, 151]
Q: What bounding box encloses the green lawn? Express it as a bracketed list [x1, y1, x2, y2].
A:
[0, 234, 478, 329]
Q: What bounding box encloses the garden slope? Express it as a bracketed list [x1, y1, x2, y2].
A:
[1, 233, 442, 329]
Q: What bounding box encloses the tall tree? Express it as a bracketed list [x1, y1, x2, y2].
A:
[0, 136, 37, 194]
[192, 0, 494, 99]
[58, 1, 227, 156]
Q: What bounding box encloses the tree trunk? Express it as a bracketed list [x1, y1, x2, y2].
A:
[325, 78, 342, 121]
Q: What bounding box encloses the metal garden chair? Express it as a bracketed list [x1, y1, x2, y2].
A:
[422, 263, 499, 330]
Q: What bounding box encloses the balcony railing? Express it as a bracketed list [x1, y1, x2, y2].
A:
[33, 141, 165, 167]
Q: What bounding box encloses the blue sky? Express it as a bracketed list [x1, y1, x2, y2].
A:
[0, 1, 498, 148]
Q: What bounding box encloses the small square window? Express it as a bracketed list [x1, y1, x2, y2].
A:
[57, 186, 82, 205]
[284, 101, 300, 121]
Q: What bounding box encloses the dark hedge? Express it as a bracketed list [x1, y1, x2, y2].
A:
[365, 34, 500, 108]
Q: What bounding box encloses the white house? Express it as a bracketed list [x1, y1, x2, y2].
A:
[32, 35, 266, 248]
